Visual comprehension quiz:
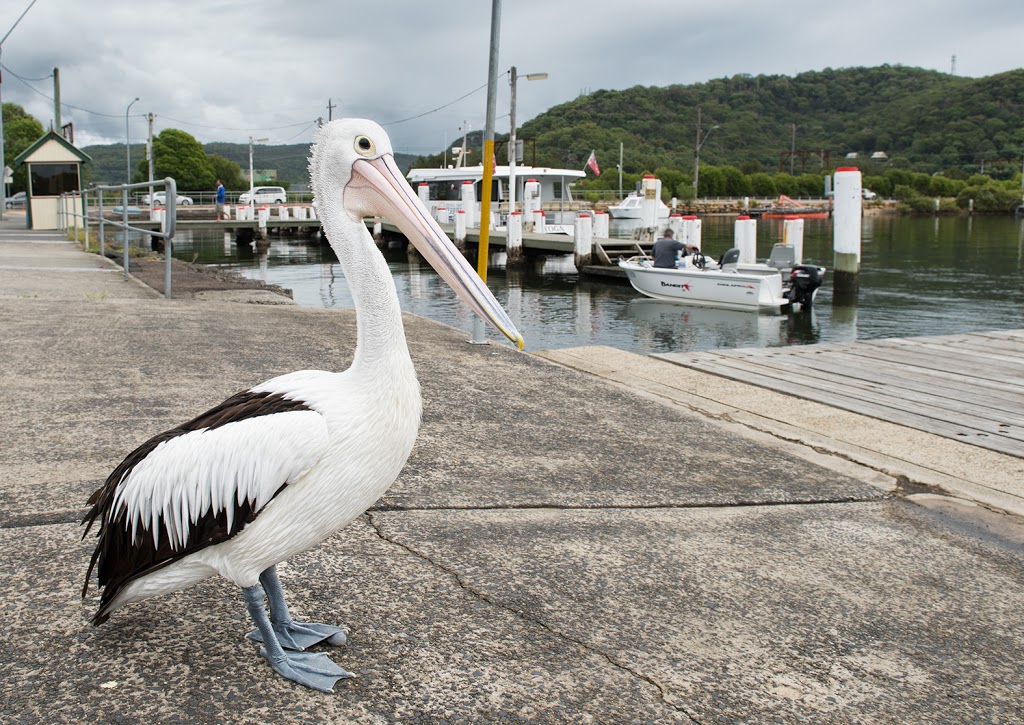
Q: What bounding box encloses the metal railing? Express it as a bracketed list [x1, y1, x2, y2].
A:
[59, 177, 178, 299]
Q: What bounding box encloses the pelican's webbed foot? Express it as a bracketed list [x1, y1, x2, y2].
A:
[249, 620, 348, 650]
[243, 584, 354, 692]
[245, 565, 348, 651]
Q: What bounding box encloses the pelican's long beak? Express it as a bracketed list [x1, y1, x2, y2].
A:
[346, 154, 524, 350]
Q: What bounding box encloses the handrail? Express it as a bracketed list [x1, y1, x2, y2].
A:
[59, 178, 178, 299]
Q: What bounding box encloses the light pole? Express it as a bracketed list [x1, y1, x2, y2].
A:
[125, 97, 139, 184]
[248, 136, 269, 211]
[507, 66, 547, 215]
[692, 107, 718, 197]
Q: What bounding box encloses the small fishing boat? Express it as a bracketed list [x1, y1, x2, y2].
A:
[607, 192, 670, 220]
[618, 246, 824, 312]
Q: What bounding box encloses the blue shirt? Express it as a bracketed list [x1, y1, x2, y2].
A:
[216, 184, 225, 203]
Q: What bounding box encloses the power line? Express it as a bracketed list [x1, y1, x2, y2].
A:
[382, 76, 500, 126]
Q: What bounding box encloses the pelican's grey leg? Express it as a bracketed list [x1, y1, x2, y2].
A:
[246, 565, 348, 651]
[242, 585, 352, 692]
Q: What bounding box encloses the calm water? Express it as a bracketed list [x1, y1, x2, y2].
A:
[171, 215, 1024, 354]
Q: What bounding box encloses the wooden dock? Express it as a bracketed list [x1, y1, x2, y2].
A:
[655, 330, 1024, 458]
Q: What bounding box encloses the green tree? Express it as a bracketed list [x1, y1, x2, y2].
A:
[749, 173, 776, 196]
[152, 129, 216, 191]
[3, 103, 46, 193]
[208, 154, 246, 191]
[720, 165, 753, 196]
[956, 183, 1020, 212]
[697, 165, 725, 196]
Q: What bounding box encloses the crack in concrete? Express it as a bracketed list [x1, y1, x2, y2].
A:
[370, 496, 884, 514]
[365, 510, 702, 723]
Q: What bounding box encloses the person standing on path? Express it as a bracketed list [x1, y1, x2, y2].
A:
[216, 180, 226, 221]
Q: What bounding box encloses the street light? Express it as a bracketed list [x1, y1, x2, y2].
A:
[125, 97, 140, 184]
[248, 136, 269, 211]
[692, 107, 718, 197]
[507, 66, 547, 215]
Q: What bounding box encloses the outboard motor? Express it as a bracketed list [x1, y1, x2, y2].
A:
[785, 264, 823, 309]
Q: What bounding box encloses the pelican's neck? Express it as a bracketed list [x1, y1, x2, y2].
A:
[327, 213, 413, 380]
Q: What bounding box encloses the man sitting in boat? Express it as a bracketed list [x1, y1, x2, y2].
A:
[651, 229, 697, 268]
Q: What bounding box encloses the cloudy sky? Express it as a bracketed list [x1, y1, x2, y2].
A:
[2, 0, 1021, 159]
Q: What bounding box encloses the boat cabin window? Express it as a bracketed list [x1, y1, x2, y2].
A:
[427, 181, 467, 201]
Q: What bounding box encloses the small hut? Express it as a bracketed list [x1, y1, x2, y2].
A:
[13, 131, 91, 230]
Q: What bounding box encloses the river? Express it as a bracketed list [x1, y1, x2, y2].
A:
[170, 214, 1024, 354]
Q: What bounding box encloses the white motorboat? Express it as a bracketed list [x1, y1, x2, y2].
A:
[607, 192, 670, 220]
[618, 246, 825, 312]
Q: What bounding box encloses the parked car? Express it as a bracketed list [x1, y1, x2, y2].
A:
[4, 191, 27, 209]
[862, 188, 878, 200]
[142, 192, 193, 206]
[238, 186, 287, 205]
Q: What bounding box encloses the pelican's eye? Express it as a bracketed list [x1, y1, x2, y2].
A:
[354, 135, 375, 156]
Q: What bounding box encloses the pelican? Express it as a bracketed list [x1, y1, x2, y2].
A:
[81, 119, 524, 692]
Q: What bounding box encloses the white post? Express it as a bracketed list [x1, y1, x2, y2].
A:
[734, 215, 757, 264]
[460, 180, 476, 228]
[522, 178, 541, 225]
[506, 210, 523, 265]
[833, 166, 862, 300]
[532, 209, 544, 234]
[574, 212, 593, 269]
[372, 217, 383, 241]
[454, 209, 467, 245]
[592, 210, 609, 238]
[782, 216, 805, 265]
[682, 215, 702, 251]
[417, 182, 429, 205]
[434, 205, 449, 225]
[668, 213, 683, 241]
[640, 174, 661, 230]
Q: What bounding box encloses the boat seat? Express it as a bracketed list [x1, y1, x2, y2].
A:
[719, 247, 740, 270]
[767, 244, 796, 271]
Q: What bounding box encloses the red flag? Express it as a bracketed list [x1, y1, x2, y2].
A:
[586, 150, 601, 176]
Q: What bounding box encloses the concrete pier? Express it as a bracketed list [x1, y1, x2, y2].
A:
[2, 214, 1023, 722]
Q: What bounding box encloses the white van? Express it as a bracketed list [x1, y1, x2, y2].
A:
[239, 186, 287, 204]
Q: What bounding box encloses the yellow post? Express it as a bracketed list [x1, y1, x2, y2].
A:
[477, 139, 495, 282]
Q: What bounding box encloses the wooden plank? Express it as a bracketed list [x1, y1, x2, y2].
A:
[656, 333, 1024, 458]
[728, 349, 1024, 421]
[834, 343, 1024, 382]
[868, 337, 1024, 374]
[661, 355, 1024, 458]
[731, 344, 1024, 409]
[680, 355, 1024, 440]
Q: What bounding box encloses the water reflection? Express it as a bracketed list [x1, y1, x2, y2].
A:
[172, 215, 1024, 354]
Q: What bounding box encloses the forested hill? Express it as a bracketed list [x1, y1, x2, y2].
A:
[419, 65, 1024, 181]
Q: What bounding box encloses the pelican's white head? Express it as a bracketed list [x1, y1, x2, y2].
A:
[311, 119, 524, 350]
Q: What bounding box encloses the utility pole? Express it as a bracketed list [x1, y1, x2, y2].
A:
[53, 67, 60, 129]
[790, 123, 796, 175]
[693, 107, 702, 195]
[326, 98, 336, 122]
[147, 113, 155, 204]
[472, 0, 501, 345]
